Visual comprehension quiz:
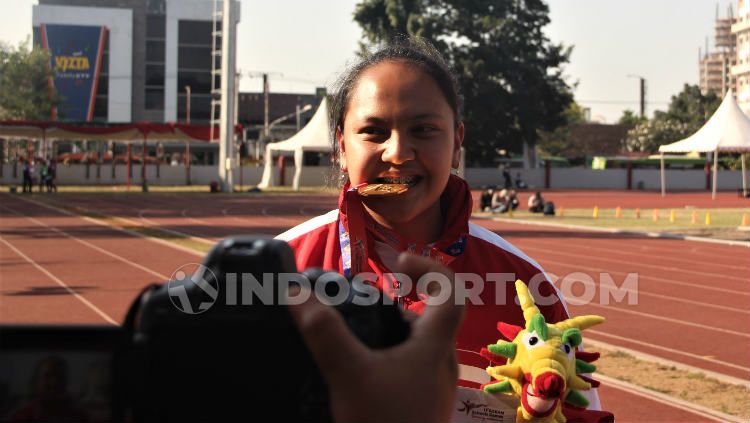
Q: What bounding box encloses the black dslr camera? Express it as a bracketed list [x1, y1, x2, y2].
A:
[0, 237, 410, 422]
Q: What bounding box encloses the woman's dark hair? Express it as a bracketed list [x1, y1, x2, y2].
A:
[328, 37, 463, 157]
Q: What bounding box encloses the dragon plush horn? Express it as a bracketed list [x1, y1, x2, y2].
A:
[515, 280, 540, 323]
[551, 315, 605, 332]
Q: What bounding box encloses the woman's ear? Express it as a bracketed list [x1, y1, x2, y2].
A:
[452, 122, 465, 169]
[336, 126, 347, 171]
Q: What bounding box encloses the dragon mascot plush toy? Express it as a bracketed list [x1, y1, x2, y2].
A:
[481, 281, 605, 423]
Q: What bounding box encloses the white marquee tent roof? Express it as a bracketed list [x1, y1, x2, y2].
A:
[258, 98, 332, 190]
[659, 90, 750, 153]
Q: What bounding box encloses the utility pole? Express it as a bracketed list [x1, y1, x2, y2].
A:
[263, 73, 269, 141]
[639, 77, 646, 119]
[627, 74, 647, 118]
[242, 71, 281, 159]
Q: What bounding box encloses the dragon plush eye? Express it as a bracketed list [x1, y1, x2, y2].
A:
[560, 343, 574, 357]
[522, 332, 546, 350]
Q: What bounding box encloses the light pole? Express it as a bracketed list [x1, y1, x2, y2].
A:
[269, 104, 313, 133]
[184, 85, 191, 185]
[185, 85, 192, 124]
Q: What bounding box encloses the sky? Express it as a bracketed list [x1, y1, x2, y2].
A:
[0, 0, 736, 123]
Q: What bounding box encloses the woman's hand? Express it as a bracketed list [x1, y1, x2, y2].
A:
[287, 253, 465, 423]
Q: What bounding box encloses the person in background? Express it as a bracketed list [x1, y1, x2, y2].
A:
[528, 191, 545, 213]
[501, 165, 512, 189]
[492, 189, 519, 214]
[46, 158, 57, 193]
[37, 159, 48, 193]
[479, 186, 494, 212]
[515, 172, 528, 189]
[21, 159, 33, 193]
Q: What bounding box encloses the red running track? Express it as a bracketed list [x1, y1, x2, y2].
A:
[7, 191, 748, 381]
[1, 192, 747, 422]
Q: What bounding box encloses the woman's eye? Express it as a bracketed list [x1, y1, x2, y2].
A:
[413, 125, 438, 135]
[359, 127, 385, 135]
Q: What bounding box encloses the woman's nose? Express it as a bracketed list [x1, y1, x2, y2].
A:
[381, 131, 415, 165]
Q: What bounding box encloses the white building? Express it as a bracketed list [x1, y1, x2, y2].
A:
[732, 0, 750, 114]
[32, 0, 234, 124]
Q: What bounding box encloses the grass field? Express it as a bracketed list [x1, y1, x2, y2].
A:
[484, 207, 750, 230]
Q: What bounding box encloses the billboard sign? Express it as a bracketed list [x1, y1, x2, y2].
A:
[40, 24, 107, 121]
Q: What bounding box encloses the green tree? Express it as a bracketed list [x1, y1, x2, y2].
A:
[624, 84, 721, 153]
[0, 39, 58, 120]
[617, 109, 647, 127]
[537, 101, 586, 157]
[353, 0, 574, 166]
[659, 84, 720, 133]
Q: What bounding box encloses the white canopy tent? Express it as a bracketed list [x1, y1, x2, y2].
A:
[658, 90, 750, 198]
[258, 99, 332, 190]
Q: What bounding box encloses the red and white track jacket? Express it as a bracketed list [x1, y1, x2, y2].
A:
[277, 175, 602, 412]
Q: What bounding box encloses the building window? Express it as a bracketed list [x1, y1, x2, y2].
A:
[146, 40, 165, 62]
[145, 65, 165, 86]
[178, 20, 213, 123]
[145, 14, 166, 111]
[146, 15, 165, 39]
[178, 46, 212, 69]
[146, 88, 165, 110]
[178, 20, 212, 45]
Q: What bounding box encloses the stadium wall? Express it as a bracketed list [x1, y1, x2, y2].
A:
[0, 165, 745, 191]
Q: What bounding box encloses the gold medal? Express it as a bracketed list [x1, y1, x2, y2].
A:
[357, 183, 409, 197]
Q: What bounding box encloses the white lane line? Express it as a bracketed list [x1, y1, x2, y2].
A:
[10, 195, 205, 257]
[597, 374, 744, 423]
[587, 330, 750, 374]
[584, 337, 750, 387]
[0, 235, 118, 326]
[572, 301, 750, 338]
[180, 207, 209, 225]
[137, 209, 159, 225]
[540, 256, 750, 296]
[261, 206, 302, 224]
[522, 243, 749, 283]
[484, 215, 750, 248]
[563, 278, 748, 314]
[1, 205, 170, 281]
[220, 206, 257, 224]
[517, 236, 750, 272]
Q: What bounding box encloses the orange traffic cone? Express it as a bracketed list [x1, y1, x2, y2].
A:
[691, 211, 697, 224]
[742, 213, 749, 227]
[635, 208, 641, 219]
[558, 207, 564, 217]
[652, 209, 660, 222]
[615, 206, 622, 219]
